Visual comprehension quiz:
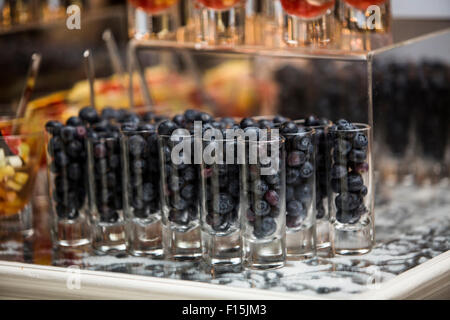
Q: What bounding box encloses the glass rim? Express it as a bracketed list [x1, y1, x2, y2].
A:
[329, 122, 371, 132]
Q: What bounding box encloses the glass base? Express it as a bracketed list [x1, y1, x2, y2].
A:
[332, 218, 374, 255]
[284, 9, 336, 47]
[196, 4, 246, 46]
[315, 219, 331, 250]
[128, 217, 164, 257]
[162, 224, 202, 260]
[286, 224, 316, 260]
[0, 204, 33, 238]
[242, 236, 285, 270]
[93, 221, 128, 254]
[201, 229, 241, 266]
[53, 214, 91, 247]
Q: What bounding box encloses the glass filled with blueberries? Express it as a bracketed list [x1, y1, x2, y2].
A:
[121, 122, 163, 257]
[280, 121, 317, 259]
[239, 119, 286, 269]
[86, 119, 129, 253]
[296, 116, 333, 251]
[45, 118, 91, 247]
[157, 117, 202, 260]
[327, 119, 374, 255]
[200, 133, 242, 267]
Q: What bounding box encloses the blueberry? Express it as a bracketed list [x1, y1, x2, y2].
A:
[335, 192, 361, 211]
[172, 114, 185, 127]
[253, 200, 271, 216]
[280, 121, 299, 135]
[132, 159, 146, 173]
[101, 107, 118, 120]
[94, 143, 107, 159]
[196, 112, 213, 123]
[66, 116, 83, 126]
[128, 135, 146, 156]
[60, 126, 76, 143]
[265, 173, 281, 185]
[336, 119, 355, 131]
[184, 109, 200, 122]
[331, 165, 348, 179]
[134, 208, 150, 219]
[359, 185, 368, 197]
[213, 193, 234, 215]
[273, 115, 288, 124]
[254, 216, 276, 238]
[55, 152, 69, 167]
[347, 172, 364, 192]
[181, 184, 195, 200]
[172, 197, 188, 211]
[293, 135, 312, 152]
[287, 200, 305, 216]
[121, 122, 138, 132]
[287, 151, 306, 167]
[253, 180, 269, 196]
[348, 149, 367, 163]
[45, 120, 63, 135]
[305, 115, 320, 126]
[299, 161, 314, 178]
[137, 123, 155, 131]
[108, 154, 120, 169]
[286, 168, 300, 184]
[75, 126, 87, 139]
[353, 162, 369, 174]
[264, 190, 279, 206]
[48, 136, 63, 156]
[182, 166, 196, 182]
[169, 176, 184, 192]
[66, 140, 83, 158]
[353, 132, 368, 149]
[240, 117, 256, 129]
[79, 106, 99, 123]
[258, 119, 274, 129]
[294, 184, 312, 203]
[336, 209, 360, 224]
[157, 120, 178, 135]
[286, 214, 303, 228]
[68, 163, 81, 181]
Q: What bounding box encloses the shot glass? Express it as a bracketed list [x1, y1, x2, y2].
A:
[337, 0, 392, 50]
[45, 121, 90, 246]
[327, 122, 374, 255]
[87, 126, 128, 253]
[283, 126, 316, 259]
[128, 0, 180, 40]
[200, 135, 241, 266]
[296, 118, 332, 251]
[241, 131, 286, 269]
[280, 0, 336, 47]
[195, 0, 246, 45]
[121, 127, 163, 257]
[158, 131, 202, 260]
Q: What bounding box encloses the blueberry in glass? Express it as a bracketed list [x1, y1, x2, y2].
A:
[45, 119, 91, 247]
[157, 119, 202, 260]
[280, 121, 316, 259]
[241, 127, 286, 269]
[328, 119, 374, 255]
[87, 120, 128, 253]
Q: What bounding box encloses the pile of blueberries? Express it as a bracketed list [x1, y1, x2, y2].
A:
[46, 106, 169, 223]
[239, 116, 286, 239]
[329, 119, 369, 224]
[46, 118, 88, 220]
[122, 124, 160, 220]
[303, 115, 330, 220]
[279, 121, 315, 229]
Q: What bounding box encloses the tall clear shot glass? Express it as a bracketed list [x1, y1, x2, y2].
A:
[297, 117, 332, 251]
[327, 121, 374, 255]
[195, 0, 247, 45]
[282, 125, 316, 259]
[200, 132, 241, 267]
[87, 125, 128, 253]
[241, 129, 286, 269]
[280, 0, 336, 47]
[121, 125, 163, 257]
[158, 129, 202, 260]
[45, 121, 90, 247]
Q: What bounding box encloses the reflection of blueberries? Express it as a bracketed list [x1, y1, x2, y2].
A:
[334, 138, 352, 155]
[128, 135, 146, 156]
[181, 184, 195, 200]
[331, 165, 347, 179]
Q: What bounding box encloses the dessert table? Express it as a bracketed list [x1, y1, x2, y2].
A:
[0, 182, 448, 299]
